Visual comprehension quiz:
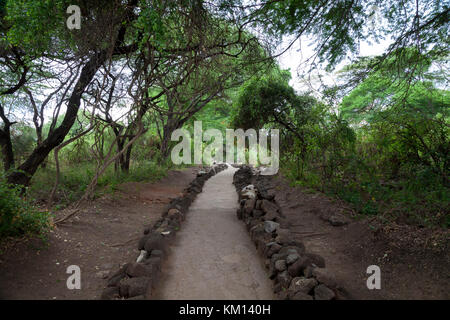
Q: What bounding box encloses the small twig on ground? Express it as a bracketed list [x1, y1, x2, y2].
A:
[291, 231, 328, 237]
[109, 237, 140, 247]
[53, 208, 81, 225]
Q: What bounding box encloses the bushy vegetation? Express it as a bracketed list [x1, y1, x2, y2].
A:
[29, 159, 170, 207]
[232, 66, 449, 228]
[0, 178, 51, 239]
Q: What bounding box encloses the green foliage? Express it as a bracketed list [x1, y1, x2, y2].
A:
[29, 158, 170, 207]
[0, 178, 50, 239]
[228, 55, 450, 228]
[279, 77, 449, 227]
[231, 68, 314, 130]
[5, 0, 69, 53]
[260, 0, 449, 72]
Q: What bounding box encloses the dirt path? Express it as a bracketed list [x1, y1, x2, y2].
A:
[155, 167, 273, 299]
[0, 168, 196, 300]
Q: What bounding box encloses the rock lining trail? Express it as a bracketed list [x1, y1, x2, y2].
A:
[155, 166, 273, 299]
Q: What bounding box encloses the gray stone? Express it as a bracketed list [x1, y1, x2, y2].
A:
[275, 228, 293, 245]
[168, 208, 183, 222]
[314, 284, 335, 300]
[304, 265, 315, 278]
[273, 282, 282, 294]
[252, 209, 264, 218]
[250, 223, 265, 242]
[312, 268, 337, 288]
[126, 263, 153, 278]
[287, 256, 311, 277]
[264, 221, 280, 233]
[276, 270, 292, 289]
[119, 277, 151, 298]
[263, 210, 279, 222]
[244, 199, 256, 215]
[288, 277, 318, 294]
[100, 286, 119, 300]
[279, 245, 305, 256]
[277, 290, 289, 300]
[270, 252, 288, 265]
[274, 259, 287, 272]
[241, 185, 257, 200]
[247, 218, 260, 231]
[265, 242, 282, 258]
[143, 257, 161, 272]
[144, 233, 166, 253]
[107, 264, 129, 287]
[291, 292, 314, 300]
[328, 213, 350, 226]
[268, 263, 278, 279]
[256, 237, 269, 255]
[261, 199, 279, 216]
[286, 253, 300, 265]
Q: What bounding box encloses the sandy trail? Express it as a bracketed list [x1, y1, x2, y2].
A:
[155, 166, 273, 299]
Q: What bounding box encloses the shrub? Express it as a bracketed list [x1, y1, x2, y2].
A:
[0, 179, 51, 239]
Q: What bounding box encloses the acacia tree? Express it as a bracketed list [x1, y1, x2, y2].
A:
[339, 55, 449, 182]
[1, 0, 139, 186]
[154, 37, 267, 157]
[249, 0, 449, 92]
[0, 0, 259, 184]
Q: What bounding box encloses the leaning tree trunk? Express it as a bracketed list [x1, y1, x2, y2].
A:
[6, 51, 107, 187]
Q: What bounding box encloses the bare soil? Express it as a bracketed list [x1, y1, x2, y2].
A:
[0, 168, 196, 300]
[269, 173, 449, 299]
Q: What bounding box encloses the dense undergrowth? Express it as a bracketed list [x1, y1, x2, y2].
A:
[0, 179, 50, 240]
[282, 162, 449, 228]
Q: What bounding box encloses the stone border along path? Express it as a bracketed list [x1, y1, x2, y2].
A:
[100, 164, 228, 300]
[233, 166, 348, 300]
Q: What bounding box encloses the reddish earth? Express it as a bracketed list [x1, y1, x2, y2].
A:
[0, 168, 196, 300]
[269, 173, 449, 299]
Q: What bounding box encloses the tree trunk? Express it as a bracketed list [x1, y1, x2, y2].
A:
[6, 51, 107, 186]
[115, 138, 125, 174]
[81, 125, 145, 201]
[48, 124, 94, 208]
[160, 119, 179, 159]
[121, 142, 133, 173]
[0, 124, 15, 172]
